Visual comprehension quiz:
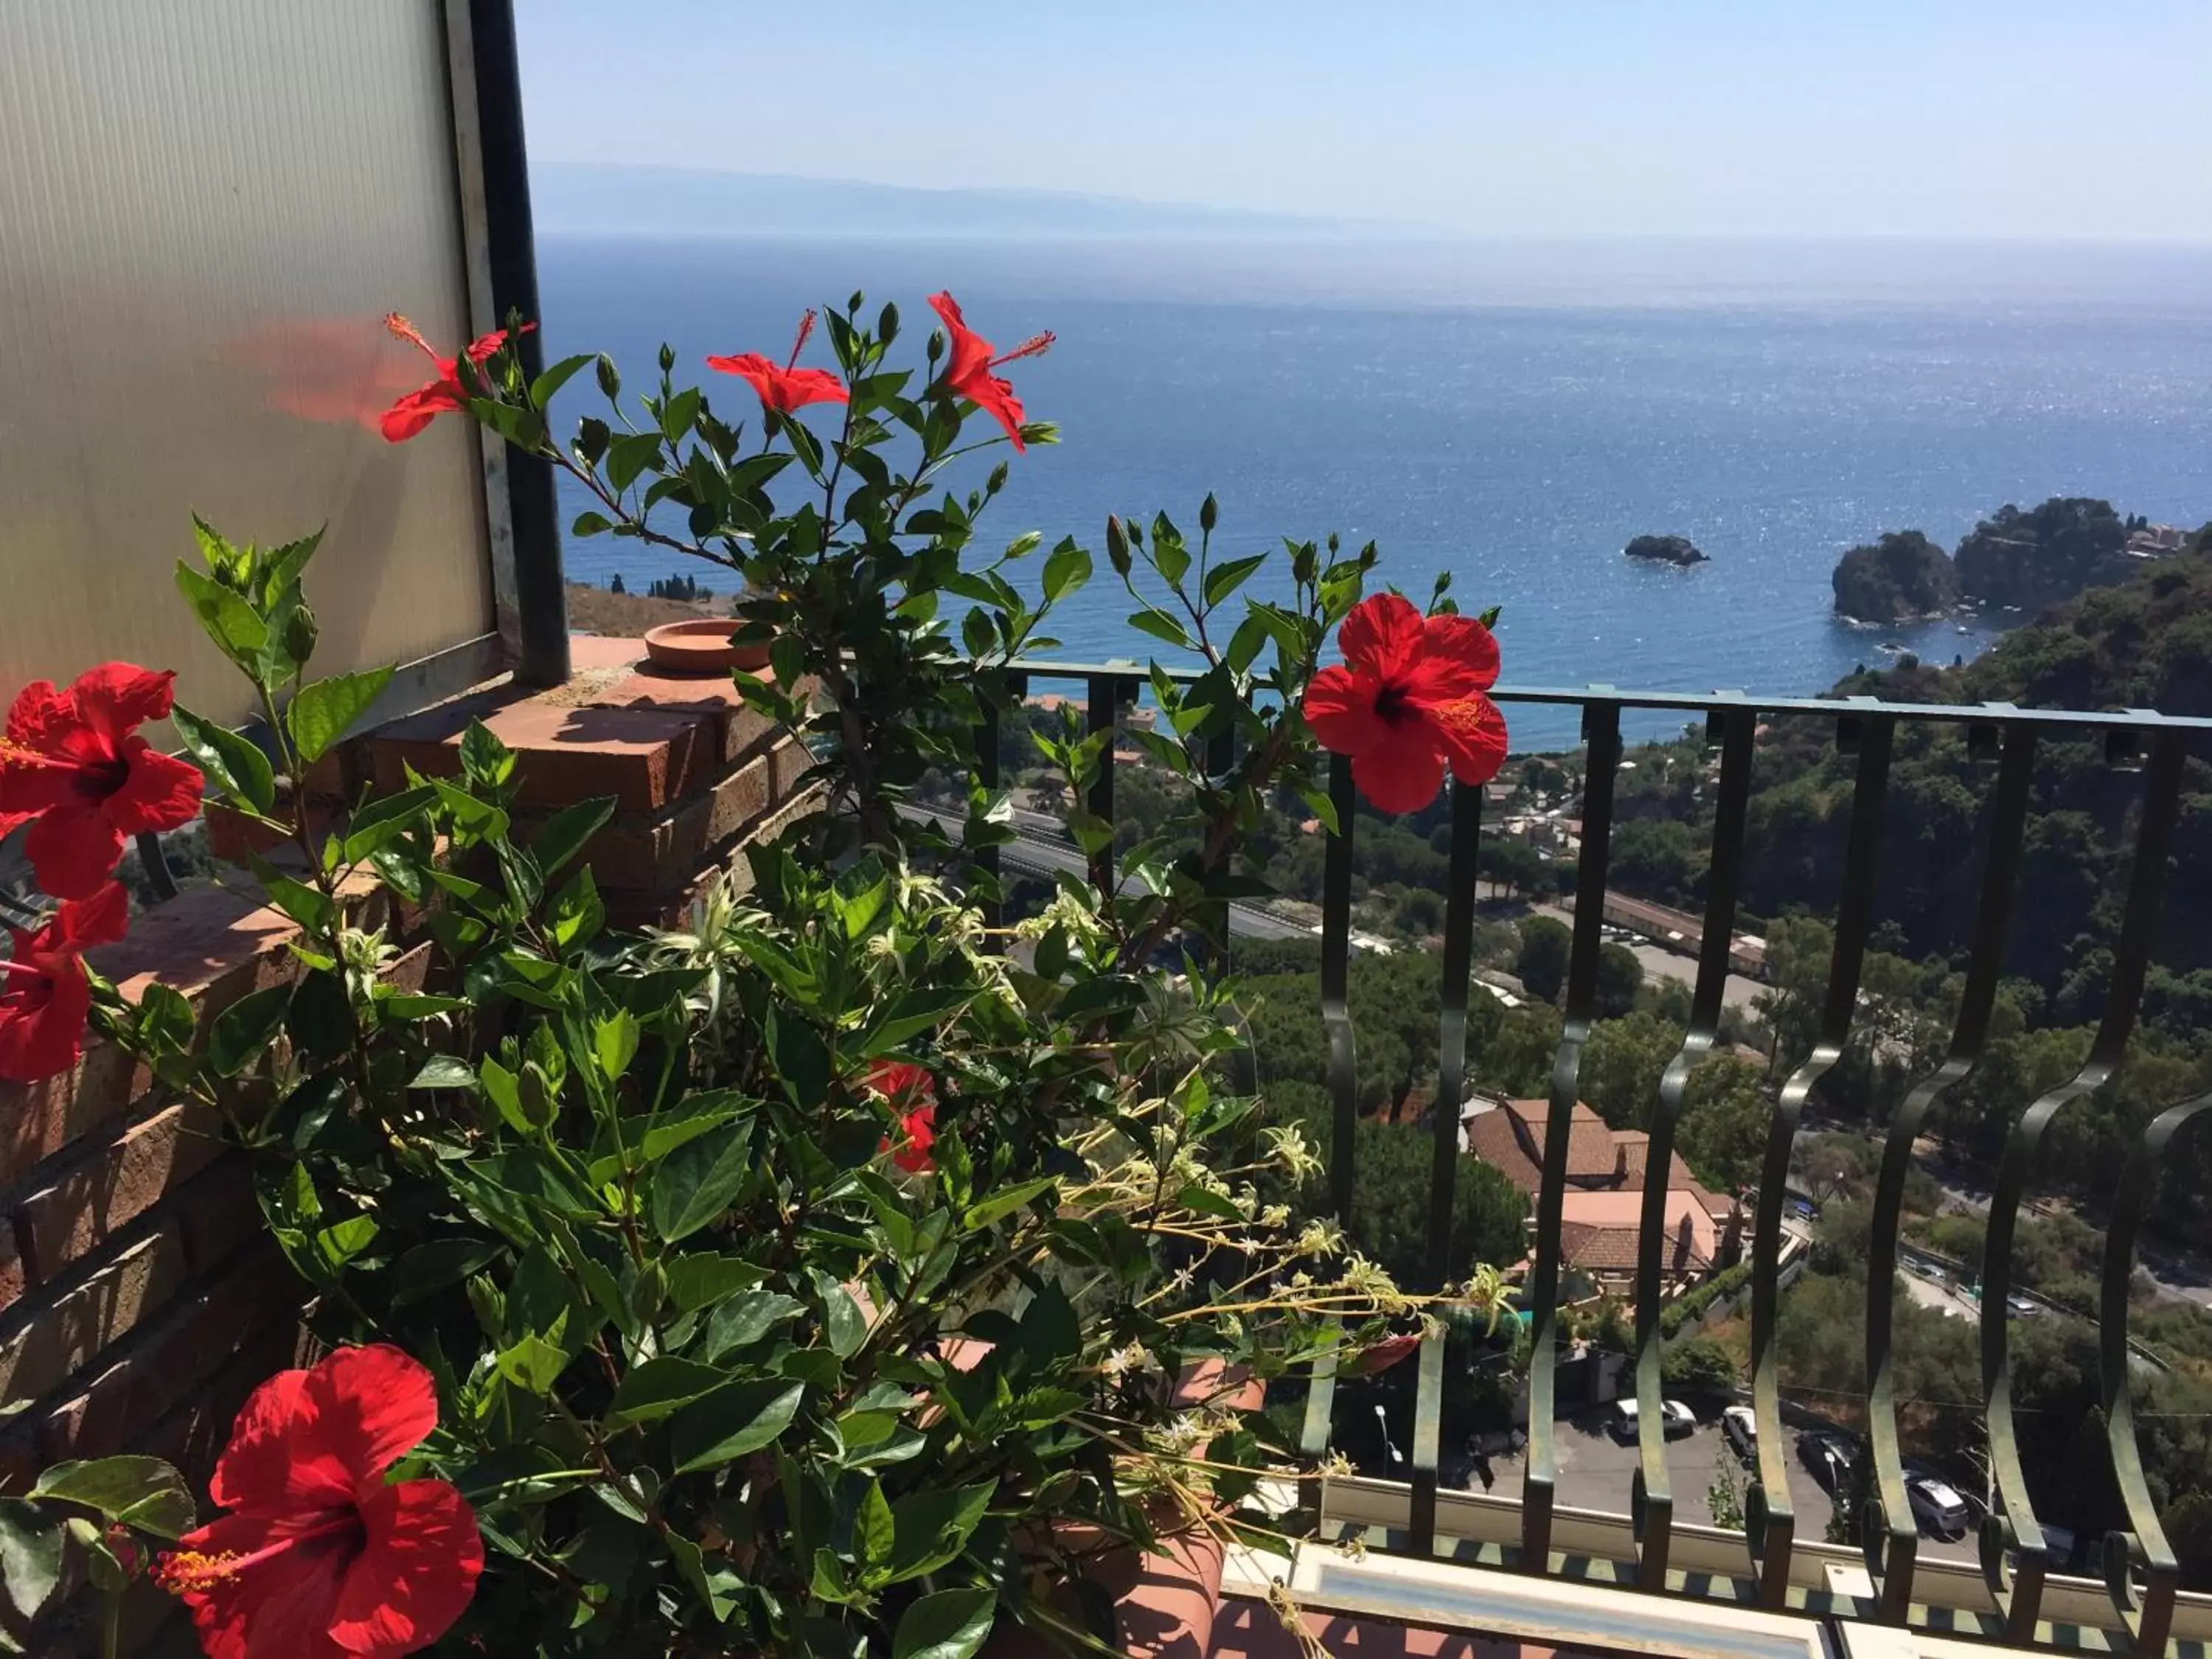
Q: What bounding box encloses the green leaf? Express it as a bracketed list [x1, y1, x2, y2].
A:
[286, 667, 394, 766]
[1042, 540, 1092, 604]
[812, 1270, 868, 1360]
[885, 1484, 995, 1583]
[530, 797, 616, 877]
[174, 561, 268, 666]
[458, 722, 515, 788]
[856, 1479, 895, 1572]
[408, 1055, 479, 1091]
[606, 431, 664, 494]
[1127, 608, 1196, 653]
[170, 705, 276, 818]
[389, 1239, 503, 1306]
[702, 1290, 806, 1361]
[209, 983, 290, 1077]
[0, 1503, 64, 1620]
[340, 784, 438, 862]
[893, 1587, 995, 1659]
[861, 988, 974, 1056]
[668, 1380, 805, 1475]
[315, 1214, 378, 1267]
[530, 353, 594, 409]
[549, 866, 605, 952]
[663, 1253, 761, 1313]
[495, 1332, 569, 1394]
[608, 1357, 732, 1426]
[649, 1121, 755, 1242]
[593, 1010, 640, 1082]
[1203, 553, 1267, 608]
[660, 386, 701, 443]
[261, 872, 336, 936]
[30, 1457, 195, 1540]
[961, 1178, 1056, 1233]
[832, 858, 890, 939]
[665, 1528, 734, 1622]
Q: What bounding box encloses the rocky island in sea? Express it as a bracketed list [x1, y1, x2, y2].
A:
[1624, 534, 1708, 566]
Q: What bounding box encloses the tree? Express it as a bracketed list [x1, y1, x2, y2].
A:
[1596, 943, 1643, 1018]
[1663, 1336, 1739, 1396]
[1516, 917, 1572, 1004]
[1475, 1004, 1563, 1099]
[1342, 1121, 1528, 1293]
[1677, 1056, 1771, 1193]
[1579, 1012, 1685, 1130]
[608, 571, 626, 594]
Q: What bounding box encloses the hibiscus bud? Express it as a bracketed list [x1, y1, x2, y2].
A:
[282, 603, 320, 667]
[878, 301, 900, 344]
[595, 354, 621, 401]
[1105, 515, 1132, 578]
[519, 1061, 558, 1130]
[658, 343, 675, 375]
[1200, 493, 1218, 534]
[927, 330, 945, 364]
[986, 461, 1009, 497]
[1293, 542, 1318, 585]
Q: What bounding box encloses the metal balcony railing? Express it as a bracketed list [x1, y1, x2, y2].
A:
[977, 662, 2212, 1653]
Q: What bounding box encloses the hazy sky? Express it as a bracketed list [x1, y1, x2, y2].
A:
[518, 1, 2212, 242]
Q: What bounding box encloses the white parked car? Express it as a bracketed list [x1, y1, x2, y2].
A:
[1907, 1474, 1970, 1539]
[1613, 1398, 1697, 1440]
[1721, 1405, 1758, 1465]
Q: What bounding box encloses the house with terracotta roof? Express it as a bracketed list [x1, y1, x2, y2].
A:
[1461, 1095, 1739, 1300]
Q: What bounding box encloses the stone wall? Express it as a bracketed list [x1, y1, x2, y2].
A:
[0, 636, 812, 1653]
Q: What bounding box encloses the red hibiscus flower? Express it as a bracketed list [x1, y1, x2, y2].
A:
[0, 883, 127, 1082]
[0, 664, 204, 899]
[156, 1345, 483, 1659]
[865, 1059, 939, 1175]
[926, 291, 1052, 451]
[706, 309, 849, 417]
[379, 313, 530, 443]
[1301, 593, 1508, 813]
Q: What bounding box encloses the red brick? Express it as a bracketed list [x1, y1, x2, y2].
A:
[594, 664, 793, 764]
[0, 1225, 189, 1406]
[171, 1155, 262, 1273]
[576, 750, 779, 895]
[367, 696, 719, 813]
[36, 1237, 298, 1464]
[15, 1105, 224, 1283]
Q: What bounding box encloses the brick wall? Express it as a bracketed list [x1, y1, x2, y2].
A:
[0, 636, 813, 1654]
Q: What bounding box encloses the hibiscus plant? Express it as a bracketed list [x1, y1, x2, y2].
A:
[0, 291, 1509, 1659]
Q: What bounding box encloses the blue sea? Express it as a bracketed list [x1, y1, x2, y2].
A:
[538, 235, 2212, 750]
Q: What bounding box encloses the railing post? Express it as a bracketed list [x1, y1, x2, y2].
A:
[1302, 754, 1360, 1503]
[2098, 1095, 2204, 1656]
[1411, 777, 1484, 1556]
[1745, 709, 1893, 1607]
[1975, 725, 2185, 1641]
[1525, 700, 1621, 1575]
[1863, 720, 2036, 1624]
[973, 698, 1003, 934]
[1627, 705, 1757, 1594]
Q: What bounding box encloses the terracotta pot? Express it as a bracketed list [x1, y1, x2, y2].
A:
[641, 619, 773, 674]
[985, 1523, 1228, 1659]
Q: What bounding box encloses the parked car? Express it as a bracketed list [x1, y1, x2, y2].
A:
[1610, 1398, 1698, 1441]
[1798, 1429, 1859, 1496]
[2006, 1293, 2040, 1318]
[1909, 1259, 1950, 1285]
[1906, 1474, 1971, 1540]
[1721, 1405, 1758, 1466]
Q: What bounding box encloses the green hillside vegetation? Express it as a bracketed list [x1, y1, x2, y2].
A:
[1831, 530, 1960, 622]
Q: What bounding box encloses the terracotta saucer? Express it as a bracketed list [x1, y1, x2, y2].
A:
[641, 619, 772, 674]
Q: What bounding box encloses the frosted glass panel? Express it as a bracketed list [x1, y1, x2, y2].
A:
[0, 0, 494, 729]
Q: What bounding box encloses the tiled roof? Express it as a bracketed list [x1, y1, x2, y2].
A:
[1464, 1099, 1618, 1192]
[1556, 1190, 1717, 1276]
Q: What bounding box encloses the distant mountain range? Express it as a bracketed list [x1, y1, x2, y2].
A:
[529, 162, 1418, 241]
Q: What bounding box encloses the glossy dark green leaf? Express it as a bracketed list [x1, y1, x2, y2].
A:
[530, 797, 616, 878]
[30, 1457, 195, 1540]
[668, 1380, 805, 1475]
[608, 1357, 731, 1426]
[0, 1502, 63, 1620]
[649, 1121, 756, 1242]
[1203, 553, 1267, 608]
[702, 1290, 806, 1362]
[892, 1587, 995, 1659]
[170, 705, 276, 818]
[530, 353, 594, 409]
[208, 983, 290, 1077]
